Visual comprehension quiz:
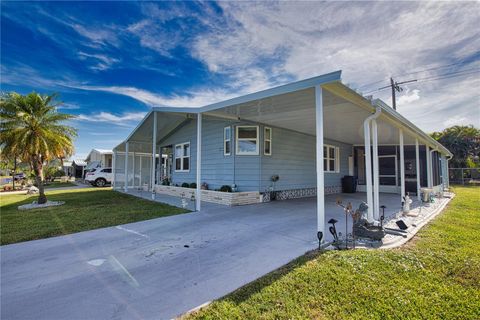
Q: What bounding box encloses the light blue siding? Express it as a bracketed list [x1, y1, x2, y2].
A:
[260, 127, 351, 192]
[159, 116, 352, 193]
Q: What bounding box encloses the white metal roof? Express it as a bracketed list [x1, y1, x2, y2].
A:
[113, 70, 452, 157]
[72, 160, 87, 166]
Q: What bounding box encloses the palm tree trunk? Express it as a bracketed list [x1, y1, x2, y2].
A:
[33, 160, 47, 204]
[12, 158, 16, 190]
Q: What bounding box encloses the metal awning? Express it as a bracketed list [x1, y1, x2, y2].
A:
[114, 70, 451, 157]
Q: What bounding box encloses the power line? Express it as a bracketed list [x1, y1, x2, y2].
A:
[415, 69, 479, 84]
[359, 58, 477, 91]
[394, 60, 470, 78]
[363, 68, 480, 95]
[414, 67, 479, 82]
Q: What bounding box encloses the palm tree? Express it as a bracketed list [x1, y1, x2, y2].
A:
[0, 92, 77, 204]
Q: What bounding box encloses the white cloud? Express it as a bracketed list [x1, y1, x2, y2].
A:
[57, 103, 81, 110]
[186, 1, 480, 132]
[76, 111, 147, 126]
[443, 115, 468, 128]
[397, 89, 420, 107]
[70, 84, 237, 108]
[78, 52, 120, 71]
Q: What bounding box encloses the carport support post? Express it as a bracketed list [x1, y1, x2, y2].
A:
[364, 117, 373, 222]
[399, 129, 405, 200]
[124, 142, 129, 192]
[112, 151, 116, 188]
[132, 152, 136, 188]
[151, 111, 157, 192]
[415, 138, 421, 201]
[315, 85, 325, 243]
[196, 113, 202, 211]
[372, 119, 380, 220]
[426, 146, 432, 188]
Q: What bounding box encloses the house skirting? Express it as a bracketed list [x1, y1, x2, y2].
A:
[154, 185, 262, 206]
[262, 186, 342, 202]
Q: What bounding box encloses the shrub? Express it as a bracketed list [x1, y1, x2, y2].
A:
[189, 183, 197, 189]
[219, 185, 232, 193]
[181, 182, 190, 188]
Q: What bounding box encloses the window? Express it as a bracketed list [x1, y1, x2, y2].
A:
[224, 126, 231, 156]
[324, 145, 339, 173]
[101, 168, 112, 173]
[236, 126, 259, 155]
[264, 127, 272, 155]
[175, 142, 190, 172]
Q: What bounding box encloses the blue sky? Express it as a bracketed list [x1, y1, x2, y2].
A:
[1, 1, 479, 160]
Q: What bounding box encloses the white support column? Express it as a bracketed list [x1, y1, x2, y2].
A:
[112, 151, 116, 188]
[364, 118, 373, 222]
[124, 142, 129, 192]
[151, 111, 157, 192]
[132, 152, 136, 188]
[399, 129, 405, 200]
[315, 85, 325, 242]
[415, 139, 421, 201]
[445, 157, 450, 189]
[196, 113, 202, 211]
[426, 146, 432, 188]
[372, 119, 380, 220]
[139, 155, 142, 188]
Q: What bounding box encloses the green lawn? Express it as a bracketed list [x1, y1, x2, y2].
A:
[187, 186, 480, 320]
[0, 188, 188, 245]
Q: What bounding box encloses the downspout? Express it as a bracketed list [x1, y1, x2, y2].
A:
[429, 147, 438, 188]
[363, 107, 381, 223]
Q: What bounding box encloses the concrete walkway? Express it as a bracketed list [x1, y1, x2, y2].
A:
[0, 193, 406, 320]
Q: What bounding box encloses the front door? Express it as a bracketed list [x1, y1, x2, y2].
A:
[378, 155, 398, 192]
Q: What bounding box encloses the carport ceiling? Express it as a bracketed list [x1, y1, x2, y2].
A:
[207, 87, 417, 145]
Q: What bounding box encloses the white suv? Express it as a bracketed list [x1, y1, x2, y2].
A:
[85, 167, 112, 187]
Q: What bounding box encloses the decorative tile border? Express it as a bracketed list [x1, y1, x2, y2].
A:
[262, 186, 342, 202]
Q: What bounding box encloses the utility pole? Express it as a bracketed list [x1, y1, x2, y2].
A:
[379, 77, 417, 110]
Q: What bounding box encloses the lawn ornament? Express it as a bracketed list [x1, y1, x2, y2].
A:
[352, 202, 386, 241]
[402, 193, 412, 214]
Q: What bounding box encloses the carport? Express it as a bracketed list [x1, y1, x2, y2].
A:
[113, 70, 451, 244]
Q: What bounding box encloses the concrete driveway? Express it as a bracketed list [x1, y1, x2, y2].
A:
[1, 198, 321, 320]
[1, 193, 403, 320]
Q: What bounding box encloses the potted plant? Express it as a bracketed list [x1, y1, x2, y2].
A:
[270, 175, 279, 200]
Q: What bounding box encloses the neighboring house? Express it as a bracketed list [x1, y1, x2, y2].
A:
[85, 149, 113, 170]
[62, 161, 75, 177]
[72, 160, 87, 179]
[112, 70, 452, 240]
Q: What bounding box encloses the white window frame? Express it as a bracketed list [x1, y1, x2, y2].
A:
[324, 144, 340, 173]
[224, 126, 232, 156]
[264, 127, 272, 156]
[235, 126, 259, 155]
[174, 142, 190, 172]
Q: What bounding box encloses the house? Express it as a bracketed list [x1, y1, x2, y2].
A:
[62, 160, 75, 177]
[112, 70, 451, 241]
[85, 149, 113, 170]
[72, 160, 87, 179]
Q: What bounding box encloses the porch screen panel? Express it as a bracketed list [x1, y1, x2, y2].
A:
[356, 148, 366, 185]
[140, 156, 151, 189]
[132, 154, 140, 188]
[127, 153, 134, 187]
[114, 152, 125, 189]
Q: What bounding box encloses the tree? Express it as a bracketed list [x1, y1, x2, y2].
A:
[431, 125, 480, 168]
[0, 92, 77, 203]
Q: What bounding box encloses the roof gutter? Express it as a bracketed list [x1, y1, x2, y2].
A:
[373, 100, 452, 157]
